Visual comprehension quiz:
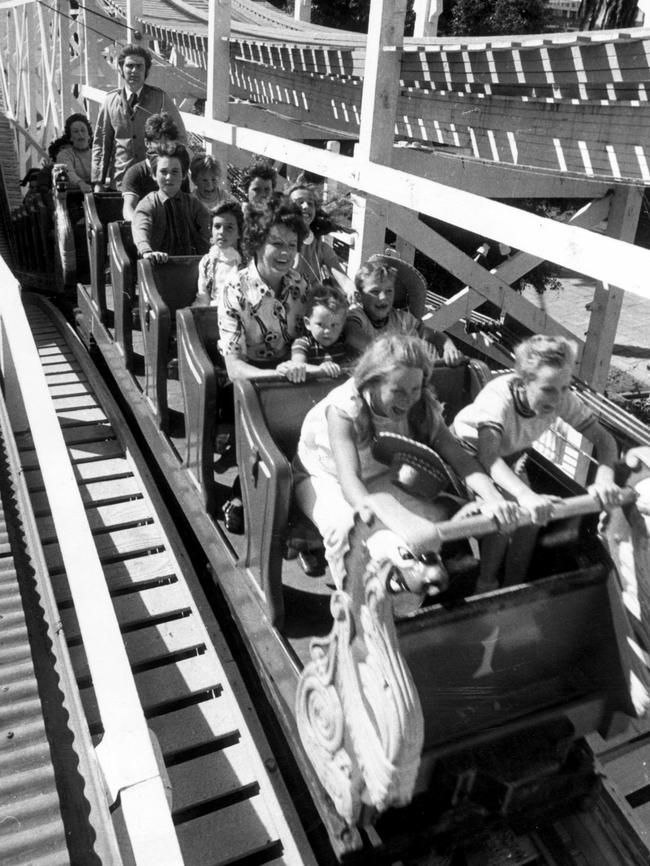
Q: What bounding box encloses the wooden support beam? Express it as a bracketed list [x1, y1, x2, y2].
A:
[350, 0, 407, 274]
[206, 0, 231, 168]
[579, 185, 643, 390]
[83, 85, 650, 302]
[126, 0, 143, 42]
[411, 0, 441, 37]
[391, 148, 615, 200]
[293, 0, 311, 22]
[388, 204, 582, 351]
[493, 194, 613, 287]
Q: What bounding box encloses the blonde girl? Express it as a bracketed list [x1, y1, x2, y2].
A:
[293, 334, 516, 584]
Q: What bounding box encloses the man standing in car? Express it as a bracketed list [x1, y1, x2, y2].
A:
[92, 43, 187, 192]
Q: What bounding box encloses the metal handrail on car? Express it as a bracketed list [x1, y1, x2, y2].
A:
[0, 260, 183, 865]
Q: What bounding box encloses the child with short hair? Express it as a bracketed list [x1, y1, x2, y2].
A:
[277, 283, 349, 381]
[452, 333, 622, 586]
[132, 143, 211, 263]
[293, 333, 516, 585]
[190, 153, 226, 209]
[193, 201, 244, 308]
[345, 259, 463, 365]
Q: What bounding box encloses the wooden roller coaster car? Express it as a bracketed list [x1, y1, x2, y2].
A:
[64, 195, 650, 860]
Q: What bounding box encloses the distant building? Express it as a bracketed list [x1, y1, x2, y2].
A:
[544, 0, 581, 31]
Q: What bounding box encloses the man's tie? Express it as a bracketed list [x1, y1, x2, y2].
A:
[127, 92, 138, 114]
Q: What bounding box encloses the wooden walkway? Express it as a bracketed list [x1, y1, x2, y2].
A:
[8, 295, 316, 865]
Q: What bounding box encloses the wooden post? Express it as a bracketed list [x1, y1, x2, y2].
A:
[412, 0, 442, 37]
[56, 0, 71, 126]
[294, 0, 312, 22]
[578, 185, 643, 392]
[349, 0, 407, 275]
[206, 0, 232, 168]
[126, 0, 143, 42]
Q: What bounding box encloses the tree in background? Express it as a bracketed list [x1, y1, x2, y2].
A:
[577, 0, 638, 29]
[444, 0, 546, 36]
[269, 0, 415, 33]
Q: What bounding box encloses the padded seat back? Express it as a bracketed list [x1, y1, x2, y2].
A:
[141, 255, 201, 313]
[430, 363, 481, 425]
[192, 305, 222, 366]
[254, 377, 342, 461]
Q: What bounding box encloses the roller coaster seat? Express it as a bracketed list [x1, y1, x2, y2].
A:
[138, 256, 201, 431]
[234, 358, 492, 628]
[177, 305, 229, 513]
[83, 192, 124, 323]
[108, 221, 138, 372]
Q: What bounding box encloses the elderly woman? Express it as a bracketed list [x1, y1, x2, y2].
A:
[218, 196, 310, 381]
[56, 113, 93, 193]
[217, 196, 310, 532]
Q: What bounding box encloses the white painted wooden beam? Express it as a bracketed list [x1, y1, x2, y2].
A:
[579, 186, 643, 390]
[81, 84, 650, 303]
[412, 0, 442, 37]
[388, 204, 581, 349]
[350, 0, 407, 273]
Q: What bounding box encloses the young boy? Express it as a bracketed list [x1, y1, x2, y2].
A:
[193, 201, 244, 308]
[345, 259, 463, 365]
[132, 142, 210, 263]
[190, 154, 227, 209]
[277, 284, 349, 382]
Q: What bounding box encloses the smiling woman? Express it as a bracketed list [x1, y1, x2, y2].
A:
[56, 113, 93, 192]
[217, 197, 309, 382]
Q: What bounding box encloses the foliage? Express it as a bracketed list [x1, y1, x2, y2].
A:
[268, 0, 415, 34]
[445, 0, 546, 36]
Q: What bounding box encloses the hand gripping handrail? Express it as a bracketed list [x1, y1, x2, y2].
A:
[0, 263, 183, 865]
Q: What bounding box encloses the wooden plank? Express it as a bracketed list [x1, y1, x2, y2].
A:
[48, 381, 92, 398]
[16, 423, 116, 451]
[60, 583, 192, 642]
[57, 408, 110, 426]
[20, 438, 123, 469]
[601, 742, 650, 797]
[24, 457, 134, 492]
[52, 551, 179, 602]
[51, 394, 101, 411]
[174, 800, 282, 866]
[68, 617, 207, 681]
[150, 698, 241, 759]
[43, 523, 167, 572]
[29, 476, 142, 514]
[168, 746, 260, 812]
[36, 497, 152, 544]
[45, 371, 90, 386]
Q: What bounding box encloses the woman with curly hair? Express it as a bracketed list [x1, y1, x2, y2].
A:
[217, 197, 310, 532]
[56, 113, 93, 193]
[218, 196, 310, 381]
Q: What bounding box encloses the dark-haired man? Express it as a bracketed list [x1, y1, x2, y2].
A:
[92, 44, 186, 191]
